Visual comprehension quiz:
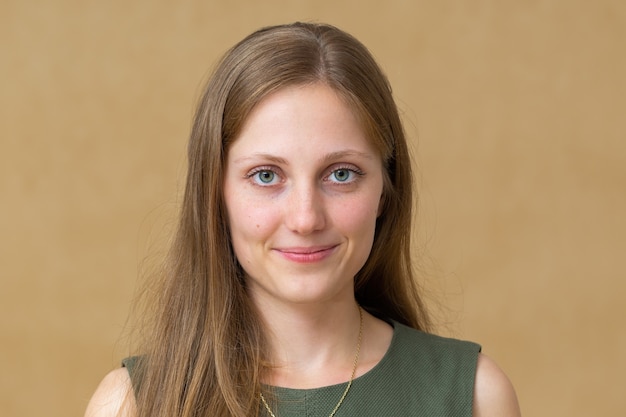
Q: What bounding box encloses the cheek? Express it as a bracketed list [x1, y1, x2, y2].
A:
[333, 194, 380, 237]
[225, 192, 279, 251]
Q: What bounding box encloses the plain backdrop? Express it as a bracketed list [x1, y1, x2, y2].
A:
[1, 1, 625, 416]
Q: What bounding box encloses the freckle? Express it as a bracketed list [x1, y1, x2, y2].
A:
[256, 224, 260, 228]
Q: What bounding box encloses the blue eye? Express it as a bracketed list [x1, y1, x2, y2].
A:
[331, 168, 352, 182]
[253, 170, 277, 184]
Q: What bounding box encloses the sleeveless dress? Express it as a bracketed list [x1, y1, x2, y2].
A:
[123, 321, 481, 416]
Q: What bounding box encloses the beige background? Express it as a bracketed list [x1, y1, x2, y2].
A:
[2, 1, 624, 416]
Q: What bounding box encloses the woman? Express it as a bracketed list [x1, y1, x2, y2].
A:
[85, 22, 520, 417]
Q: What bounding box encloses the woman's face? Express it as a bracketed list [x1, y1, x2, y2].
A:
[223, 83, 384, 307]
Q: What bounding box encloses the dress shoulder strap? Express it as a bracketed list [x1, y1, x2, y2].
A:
[121, 356, 143, 395]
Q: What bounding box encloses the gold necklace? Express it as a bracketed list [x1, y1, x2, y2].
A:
[260, 306, 364, 417]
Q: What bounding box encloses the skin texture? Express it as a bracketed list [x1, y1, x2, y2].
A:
[223, 83, 385, 310]
[223, 83, 389, 389]
[474, 354, 522, 416]
[84, 82, 521, 416]
[84, 368, 134, 417]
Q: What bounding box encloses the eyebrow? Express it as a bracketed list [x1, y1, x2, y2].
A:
[233, 150, 375, 165]
[232, 154, 288, 165]
[321, 150, 375, 163]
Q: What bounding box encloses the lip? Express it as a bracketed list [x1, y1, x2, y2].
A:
[273, 245, 339, 263]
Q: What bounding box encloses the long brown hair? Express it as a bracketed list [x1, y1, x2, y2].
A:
[131, 22, 431, 417]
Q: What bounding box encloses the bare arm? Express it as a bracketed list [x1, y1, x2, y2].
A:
[84, 368, 136, 417]
[473, 353, 521, 417]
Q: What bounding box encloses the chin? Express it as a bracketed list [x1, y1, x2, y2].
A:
[251, 274, 354, 306]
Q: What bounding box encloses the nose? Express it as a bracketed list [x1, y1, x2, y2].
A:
[284, 183, 327, 234]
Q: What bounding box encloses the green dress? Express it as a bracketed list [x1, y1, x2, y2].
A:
[123, 321, 480, 416]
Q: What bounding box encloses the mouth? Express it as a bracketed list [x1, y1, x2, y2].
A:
[273, 245, 339, 263]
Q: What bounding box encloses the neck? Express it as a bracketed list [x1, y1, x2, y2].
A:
[255, 298, 363, 388]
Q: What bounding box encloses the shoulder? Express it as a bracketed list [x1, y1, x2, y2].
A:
[84, 368, 136, 417]
[390, 322, 481, 383]
[473, 353, 521, 417]
[373, 323, 482, 414]
[392, 321, 481, 358]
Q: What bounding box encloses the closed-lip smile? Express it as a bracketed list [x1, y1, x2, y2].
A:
[273, 245, 339, 263]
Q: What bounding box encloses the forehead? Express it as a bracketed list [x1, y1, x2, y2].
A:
[227, 83, 379, 159]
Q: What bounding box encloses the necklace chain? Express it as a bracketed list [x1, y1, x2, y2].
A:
[260, 306, 364, 417]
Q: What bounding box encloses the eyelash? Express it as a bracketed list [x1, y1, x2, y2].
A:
[325, 165, 365, 184]
[246, 166, 282, 186]
[245, 165, 365, 187]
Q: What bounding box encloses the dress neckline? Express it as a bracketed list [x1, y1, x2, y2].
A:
[266, 320, 402, 394]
